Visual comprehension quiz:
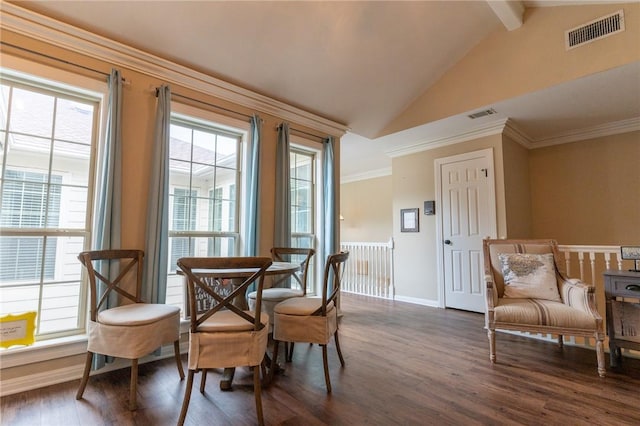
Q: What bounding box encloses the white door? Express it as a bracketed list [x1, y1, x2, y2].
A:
[435, 148, 497, 313]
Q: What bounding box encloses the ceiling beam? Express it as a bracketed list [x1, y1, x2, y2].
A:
[486, 0, 525, 31]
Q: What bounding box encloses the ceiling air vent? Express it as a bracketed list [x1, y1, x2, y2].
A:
[468, 108, 497, 120]
[565, 10, 625, 50]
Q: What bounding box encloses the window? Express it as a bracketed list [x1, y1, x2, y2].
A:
[0, 74, 100, 340]
[165, 117, 242, 313]
[290, 148, 316, 290]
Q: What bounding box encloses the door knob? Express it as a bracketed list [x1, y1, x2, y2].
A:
[444, 239, 452, 245]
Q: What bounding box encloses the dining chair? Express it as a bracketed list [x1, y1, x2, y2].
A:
[483, 239, 605, 377]
[76, 249, 184, 411]
[176, 256, 272, 426]
[247, 247, 315, 360]
[271, 251, 349, 393]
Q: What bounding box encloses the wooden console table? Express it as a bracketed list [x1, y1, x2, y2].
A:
[603, 269, 640, 368]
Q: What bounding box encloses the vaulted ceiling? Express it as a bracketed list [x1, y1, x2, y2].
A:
[6, 1, 639, 180]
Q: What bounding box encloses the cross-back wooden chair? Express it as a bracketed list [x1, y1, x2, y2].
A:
[247, 247, 315, 360]
[176, 256, 272, 426]
[271, 251, 349, 393]
[76, 249, 184, 411]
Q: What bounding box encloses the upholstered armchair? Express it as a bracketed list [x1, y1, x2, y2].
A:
[483, 239, 605, 377]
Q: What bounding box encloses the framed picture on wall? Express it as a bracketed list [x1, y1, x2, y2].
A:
[400, 208, 420, 232]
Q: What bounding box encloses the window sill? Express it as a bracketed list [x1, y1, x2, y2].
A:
[0, 334, 88, 369]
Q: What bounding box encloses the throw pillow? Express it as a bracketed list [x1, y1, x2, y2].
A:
[498, 253, 561, 301]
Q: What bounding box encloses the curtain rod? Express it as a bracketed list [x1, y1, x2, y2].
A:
[158, 89, 253, 121]
[276, 123, 327, 142]
[0, 41, 128, 83]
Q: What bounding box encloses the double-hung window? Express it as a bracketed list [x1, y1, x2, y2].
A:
[165, 116, 242, 313]
[290, 147, 317, 292]
[0, 70, 101, 340]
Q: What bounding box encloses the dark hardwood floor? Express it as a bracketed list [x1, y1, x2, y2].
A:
[2, 293, 639, 426]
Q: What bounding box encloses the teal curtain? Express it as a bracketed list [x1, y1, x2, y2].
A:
[143, 85, 171, 304]
[93, 69, 122, 253]
[91, 69, 122, 369]
[274, 123, 291, 248]
[322, 136, 338, 262]
[244, 114, 262, 256]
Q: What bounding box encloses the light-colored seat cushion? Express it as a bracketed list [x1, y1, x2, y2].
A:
[98, 303, 181, 326]
[274, 297, 334, 316]
[248, 288, 305, 326]
[248, 287, 303, 303]
[196, 310, 269, 332]
[494, 298, 597, 330]
[273, 298, 337, 344]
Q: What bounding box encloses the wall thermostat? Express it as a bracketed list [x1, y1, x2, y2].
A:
[424, 200, 435, 215]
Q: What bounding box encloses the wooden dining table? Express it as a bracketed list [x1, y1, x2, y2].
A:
[178, 260, 301, 389]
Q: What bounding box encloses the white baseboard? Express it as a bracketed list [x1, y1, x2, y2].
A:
[0, 340, 189, 397]
[393, 295, 440, 307]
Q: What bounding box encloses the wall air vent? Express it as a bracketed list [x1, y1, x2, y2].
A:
[468, 108, 497, 120]
[565, 10, 625, 50]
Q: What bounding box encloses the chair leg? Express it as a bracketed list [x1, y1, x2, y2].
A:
[129, 358, 138, 411]
[76, 351, 93, 400]
[488, 329, 496, 363]
[321, 344, 332, 393]
[269, 340, 280, 384]
[558, 335, 564, 349]
[174, 340, 185, 380]
[254, 363, 265, 426]
[200, 369, 207, 393]
[284, 342, 296, 362]
[177, 370, 195, 426]
[596, 337, 606, 378]
[334, 331, 345, 367]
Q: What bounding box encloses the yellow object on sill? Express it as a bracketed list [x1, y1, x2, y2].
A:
[0, 312, 37, 349]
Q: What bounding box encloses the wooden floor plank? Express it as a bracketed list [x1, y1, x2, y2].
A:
[2, 293, 639, 425]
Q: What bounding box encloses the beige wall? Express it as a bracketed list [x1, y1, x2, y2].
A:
[391, 134, 505, 303]
[382, 3, 640, 137]
[340, 175, 393, 242]
[529, 131, 640, 245]
[502, 135, 533, 239]
[344, 130, 638, 304]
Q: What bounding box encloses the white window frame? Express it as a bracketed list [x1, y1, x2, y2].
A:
[165, 103, 249, 314]
[290, 138, 323, 294]
[0, 55, 107, 343]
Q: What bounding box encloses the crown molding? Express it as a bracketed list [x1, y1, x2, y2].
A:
[385, 118, 511, 158]
[381, 113, 638, 161]
[0, 2, 349, 137]
[502, 118, 534, 148]
[341, 167, 392, 184]
[527, 116, 640, 148]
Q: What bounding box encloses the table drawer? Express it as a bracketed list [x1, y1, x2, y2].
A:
[605, 276, 640, 298]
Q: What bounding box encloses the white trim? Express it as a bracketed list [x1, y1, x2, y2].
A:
[434, 148, 497, 311]
[0, 365, 84, 397]
[0, 335, 88, 369]
[0, 340, 188, 396]
[0, 2, 348, 137]
[528, 116, 640, 148]
[393, 295, 440, 308]
[340, 167, 392, 184]
[386, 119, 508, 158]
[368, 115, 639, 168]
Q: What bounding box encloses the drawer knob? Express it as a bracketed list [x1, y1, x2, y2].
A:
[625, 284, 640, 292]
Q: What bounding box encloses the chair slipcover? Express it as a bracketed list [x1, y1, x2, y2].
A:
[76, 249, 184, 411]
[247, 247, 315, 329]
[177, 256, 272, 426]
[272, 251, 349, 393]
